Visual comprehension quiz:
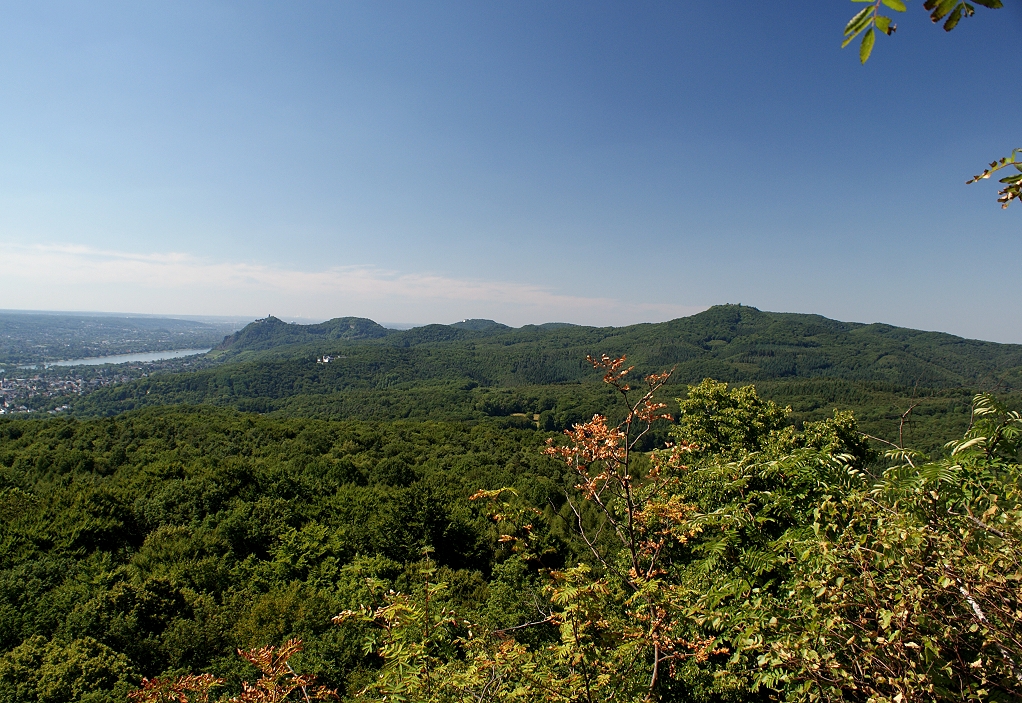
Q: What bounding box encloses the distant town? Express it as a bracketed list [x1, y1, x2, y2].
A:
[0, 353, 218, 415]
[0, 367, 142, 414]
[0, 311, 241, 413]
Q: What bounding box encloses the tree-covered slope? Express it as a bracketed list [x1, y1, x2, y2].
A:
[210, 305, 1022, 388]
[0, 408, 559, 701]
[215, 316, 391, 355]
[75, 305, 1022, 418]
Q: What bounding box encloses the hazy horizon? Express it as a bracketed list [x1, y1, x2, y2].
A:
[4, 303, 1022, 347]
[1, 3, 1019, 341]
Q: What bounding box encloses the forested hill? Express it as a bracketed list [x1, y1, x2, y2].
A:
[210, 304, 1022, 389]
[216, 316, 391, 353]
[66, 305, 1022, 449]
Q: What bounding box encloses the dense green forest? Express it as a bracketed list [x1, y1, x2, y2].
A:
[2, 374, 1021, 702]
[0, 408, 560, 701]
[70, 306, 1022, 452]
[2, 305, 1022, 701]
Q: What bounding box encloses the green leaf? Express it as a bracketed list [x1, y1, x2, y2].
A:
[875, 16, 894, 34]
[943, 5, 964, 29]
[845, 6, 873, 35]
[881, 0, 908, 10]
[930, 0, 958, 21]
[859, 27, 876, 63]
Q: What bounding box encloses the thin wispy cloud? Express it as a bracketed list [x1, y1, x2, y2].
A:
[1, 243, 702, 326]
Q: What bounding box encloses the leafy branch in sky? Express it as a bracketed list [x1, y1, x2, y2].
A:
[842, 0, 906, 65]
[843, 0, 1013, 207]
[844, 0, 1003, 64]
[968, 149, 1022, 209]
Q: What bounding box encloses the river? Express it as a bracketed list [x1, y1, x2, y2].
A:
[23, 348, 212, 369]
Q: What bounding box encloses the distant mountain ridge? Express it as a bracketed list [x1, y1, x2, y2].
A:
[70, 305, 1022, 443]
[450, 319, 511, 332]
[215, 315, 391, 353]
[210, 305, 1022, 389]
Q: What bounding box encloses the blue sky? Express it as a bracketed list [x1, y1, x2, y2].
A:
[1, 2, 1019, 340]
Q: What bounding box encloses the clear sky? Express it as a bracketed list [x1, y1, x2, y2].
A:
[1, 2, 1019, 340]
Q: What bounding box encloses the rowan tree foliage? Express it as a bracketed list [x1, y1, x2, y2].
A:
[329, 359, 1022, 702]
[333, 356, 719, 703]
[128, 640, 337, 703]
[701, 392, 1022, 702]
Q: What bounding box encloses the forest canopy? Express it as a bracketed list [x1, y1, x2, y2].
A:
[2, 353, 1021, 702]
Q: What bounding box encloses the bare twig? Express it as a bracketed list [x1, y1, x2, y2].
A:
[899, 402, 918, 450]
